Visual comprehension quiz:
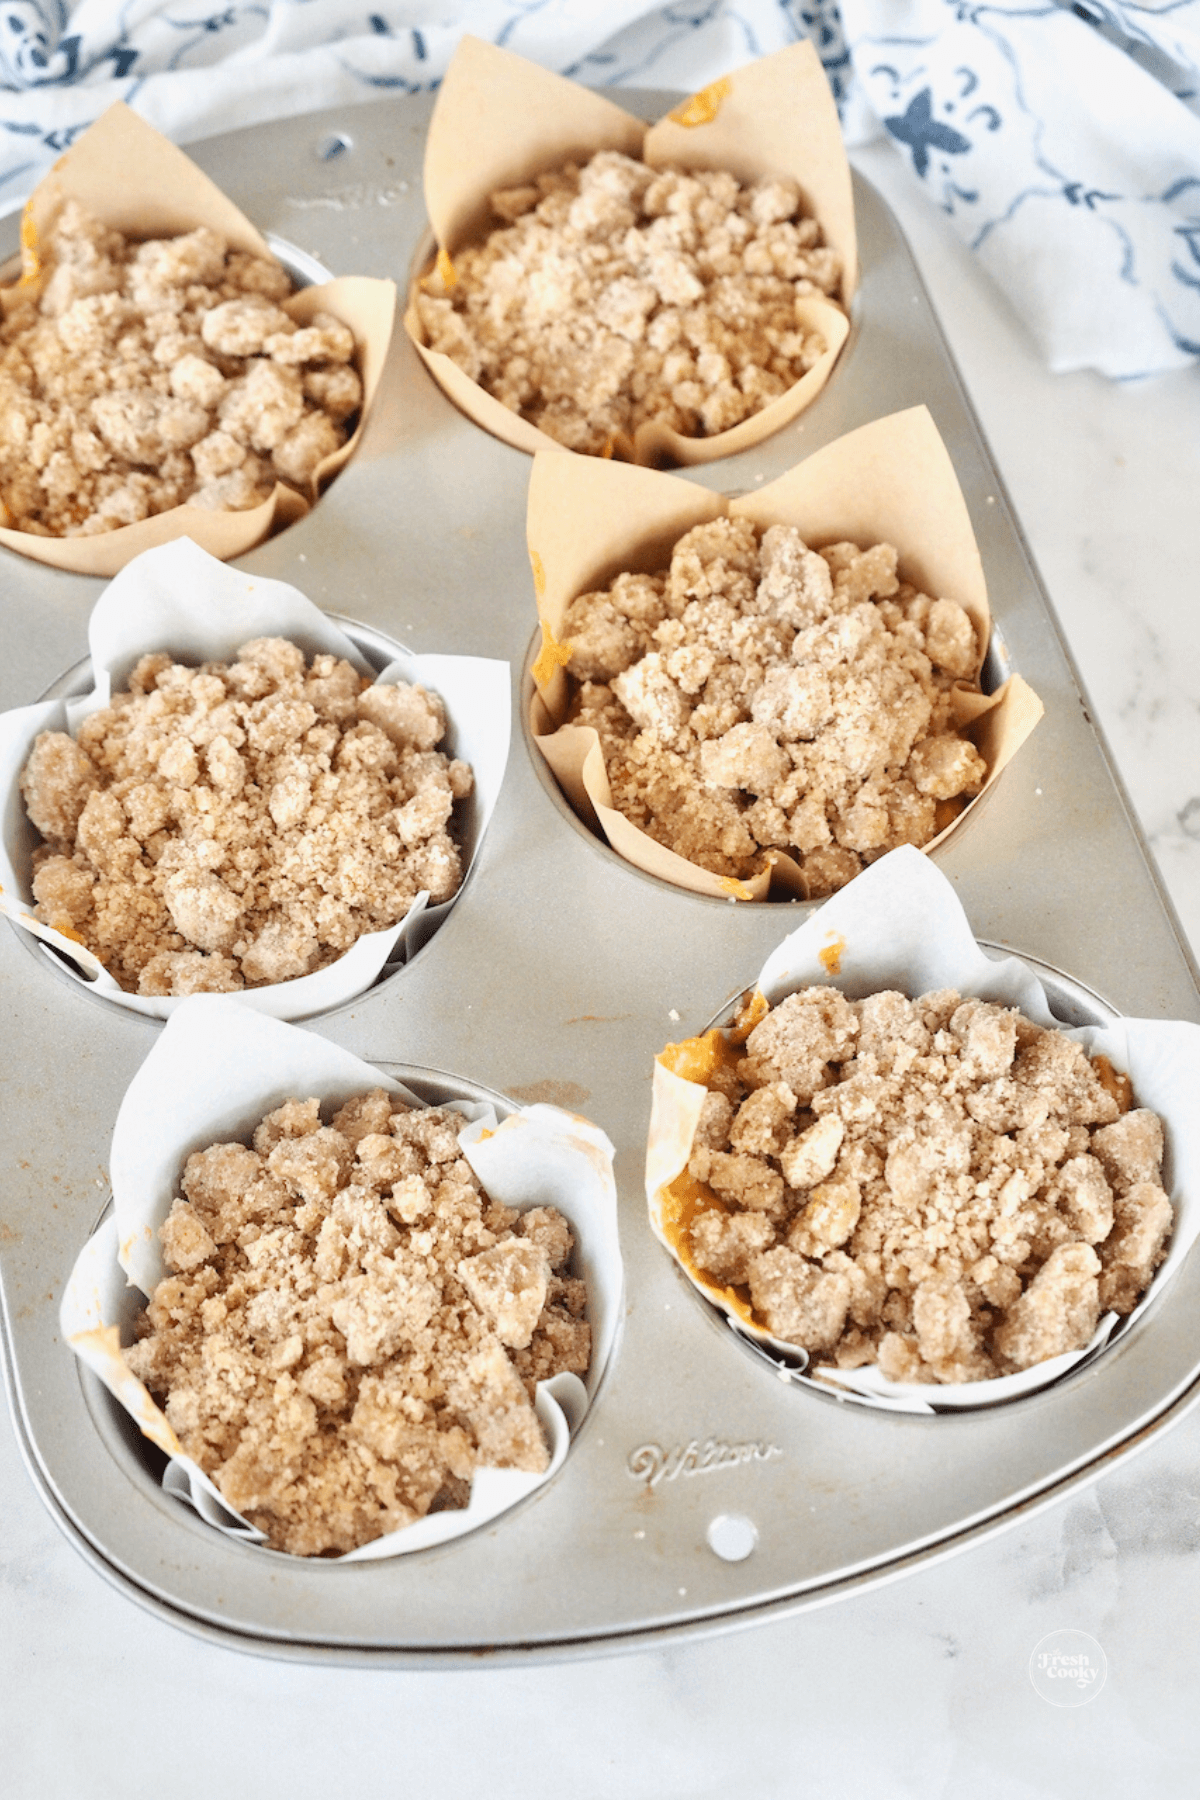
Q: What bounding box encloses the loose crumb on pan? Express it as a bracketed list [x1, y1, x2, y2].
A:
[21, 637, 473, 995]
[0, 201, 363, 536]
[123, 1091, 591, 1555]
[562, 517, 987, 896]
[674, 987, 1170, 1383]
[416, 151, 838, 455]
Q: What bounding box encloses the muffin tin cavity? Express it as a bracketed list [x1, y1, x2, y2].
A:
[65, 1022, 621, 1562]
[0, 540, 509, 1019]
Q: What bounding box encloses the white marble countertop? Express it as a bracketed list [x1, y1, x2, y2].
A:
[3, 136, 1200, 1798]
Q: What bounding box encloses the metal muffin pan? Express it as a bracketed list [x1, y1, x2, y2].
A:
[1, 94, 1199, 1665]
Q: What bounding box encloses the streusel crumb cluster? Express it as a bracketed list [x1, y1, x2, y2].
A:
[563, 516, 987, 895]
[677, 987, 1170, 1383]
[416, 150, 837, 454]
[123, 1091, 591, 1554]
[21, 637, 472, 995]
[0, 201, 362, 536]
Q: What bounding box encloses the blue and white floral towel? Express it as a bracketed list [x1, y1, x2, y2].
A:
[1, 2, 1197, 377]
[840, 1, 1200, 375]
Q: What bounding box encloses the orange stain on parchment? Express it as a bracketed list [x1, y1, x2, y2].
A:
[435, 246, 457, 290]
[819, 934, 845, 975]
[531, 618, 571, 689]
[529, 547, 546, 598]
[668, 77, 732, 128]
[19, 204, 39, 283]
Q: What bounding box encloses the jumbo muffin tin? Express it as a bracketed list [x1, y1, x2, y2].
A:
[2, 92, 1199, 1665]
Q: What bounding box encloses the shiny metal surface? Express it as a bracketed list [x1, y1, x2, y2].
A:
[2, 92, 1199, 1664]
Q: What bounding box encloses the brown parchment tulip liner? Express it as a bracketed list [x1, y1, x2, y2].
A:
[0, 103, 396, 576]
[403, 35, 854, 467]
[527, 406, 1045, 900]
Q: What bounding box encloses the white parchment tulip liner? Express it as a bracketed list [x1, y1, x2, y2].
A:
[0, 537, 510, 1020]
[646, 846, 1200, 1415]
[61, 1001, 622, 1560]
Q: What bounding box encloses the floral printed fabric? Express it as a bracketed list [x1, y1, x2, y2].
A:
[839, 1, 1200, 373]
[0, 1, 1196, 376]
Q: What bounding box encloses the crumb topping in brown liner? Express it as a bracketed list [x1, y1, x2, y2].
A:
[562, 516, 987, 897]
[659, 987, 1170, 1384]
[123, 1091, 592, 1555]
[0, 201, 362, 538]
[20, 637, 473, 995]
[415, 150, 839, 457]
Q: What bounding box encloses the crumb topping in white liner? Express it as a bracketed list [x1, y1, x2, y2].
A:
[416, 150, 838, 456]
[123, 1090, 591, 1555]
[0, 201, 362, 536]
[20, 637, 473, 995]
[563, 516, 987, 896]
[674, 986, 1170, 1383]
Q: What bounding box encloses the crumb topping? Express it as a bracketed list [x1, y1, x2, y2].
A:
[21, 638, 473, 994]
[562, 517, 987, 895]
[674, 987, 1170, 1382]
[0, 201, 362, 536]
[123, 1091, 591, 1555]
[416, 151, 838, 455]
